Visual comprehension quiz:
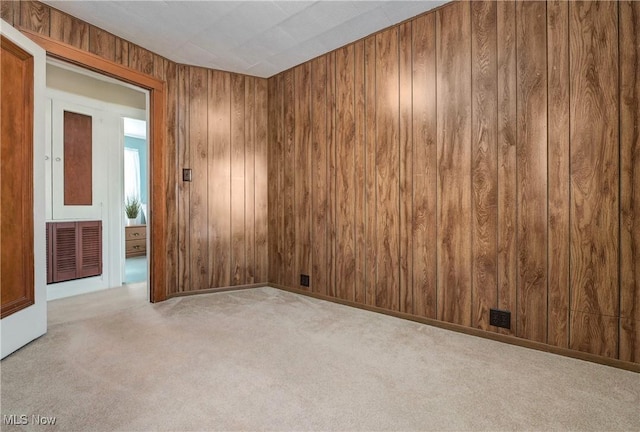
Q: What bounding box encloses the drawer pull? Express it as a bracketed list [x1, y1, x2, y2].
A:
[133, 245, 141, 249]
[133, 233, 140, 236]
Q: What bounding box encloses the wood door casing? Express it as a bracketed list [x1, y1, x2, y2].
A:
[1, 35, 35, 319]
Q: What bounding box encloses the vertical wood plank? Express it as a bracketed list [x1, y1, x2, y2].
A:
[153, 55, 166, 81]
[327, 53, 337, 297]
[1, 0, 17, 26]
[364, 35, 377, 307]
[115, 38, 129, 68]
[471, 0, 498, 331]
[311, 56, 328, 295]
[89, 26, 115, 62]
[245, 76, 256, 284]
[336, 45, 356, 301]
[49, 9, 89, 50]
[20, 0, 49, 35]
[254, 78, 269, 284]
[354, 40, 366, 305]
[497, 0, 517, 336]
[130, 44, 154, 76]
[546, 0, 570, 348]
[620, 0, 640, 363]
[230, 74, 246, 286]
[375, 27, 400, 311]
[209, 70, 231, 288]
[267, 77, 279, 284]
[189, 67, 209, 291]
[177, 65, 190, 292]
[399, 21, 413, 314]
[295, 63, 312, 290]
[283, 70, 296, 288]
[153, 56, 166, 81]
[569, 0, 619, 358]
[436, 1, 472, 325]
[412, 12, 437, 320]
[164, 60, 179, 295]
[516, 0, 547, 342]
[272, 74, 285, 286]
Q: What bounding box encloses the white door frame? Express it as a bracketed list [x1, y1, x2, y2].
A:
[0, 19, 47, 359]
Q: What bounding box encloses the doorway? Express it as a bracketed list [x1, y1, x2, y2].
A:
[23, 29, 167, 303]
[123, 117, 148, 285]
[45, 59, 150, 300]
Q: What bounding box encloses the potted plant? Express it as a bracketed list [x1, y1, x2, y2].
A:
[125, 196, 141, 226]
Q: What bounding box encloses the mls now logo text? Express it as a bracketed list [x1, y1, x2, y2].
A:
[3, 414, 57, 426]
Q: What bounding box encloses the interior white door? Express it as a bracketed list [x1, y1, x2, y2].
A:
[0, 20, 47, 359]
[50, 98, 104, 220]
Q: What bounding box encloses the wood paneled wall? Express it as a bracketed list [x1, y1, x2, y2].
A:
[176, 67, 268, 293]
[267, 0, 640, 364]
[2, 0, 269, 295]
[3, 0, 639, 365]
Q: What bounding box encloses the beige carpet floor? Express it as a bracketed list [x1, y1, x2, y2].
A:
[1, 286, 638, 431]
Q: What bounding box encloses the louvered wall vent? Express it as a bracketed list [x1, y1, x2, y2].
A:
[46, 221, 102, 284]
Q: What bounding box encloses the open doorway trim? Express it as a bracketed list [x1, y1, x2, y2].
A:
[21, 28, 167, 303]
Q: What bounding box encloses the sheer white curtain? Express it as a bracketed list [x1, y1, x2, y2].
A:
[124, 147, 141, 202]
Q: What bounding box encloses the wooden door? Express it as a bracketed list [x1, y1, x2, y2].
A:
[1, 35, 34, 318]
[0, 21, 47, 359]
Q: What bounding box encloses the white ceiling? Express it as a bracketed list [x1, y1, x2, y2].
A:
[42, 1, 448, 78]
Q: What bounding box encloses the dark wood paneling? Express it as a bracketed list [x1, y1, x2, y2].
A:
[311, 56, 328, 296]
[255, 78, 269, 283]
[620, 0, 640, 363]
[364, 36, 377, 307]
[1, 0, 18, 26]
[516, 0, 547, 342]
[88, 26, 115, 61]
[164, 60, 178, 295]
[353, 41, 366, 305]
[115, 38, 129, 68]
[268, 74, 285, 286]
[208, 70, 231, 289]
[49, 9, 88, 50]
[153, 55, 165, 81]
[63, 111, 92, 206]
[230, 74, 246, 286]
[546, 0, 570, 348]
[471, 0, 498, 331]
[569, 0, 619, 358]
[177, 65, 190, 292]
[19, 0, 49, 35]
[327, 52, 337, 298]
[436, 1, 472, 325]
[1, 35, 34, 318]
[265, 0, 637, 366]
[268, 75, 280, 284]
[283, 70, 295, 288]
[188, 67, 208, 291]
[294, 64, 311, 290]
[336, 45, 356, 301]
[130, 43, 154, 76]
[245, 76, 256, 284]
[496, 0, 517, 336]
[399, 21, 413, 314]
[411, 13, 437, 320]
[375, 27, 400, 311]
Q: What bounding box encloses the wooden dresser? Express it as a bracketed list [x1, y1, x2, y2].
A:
[125, 224, 146, 258]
